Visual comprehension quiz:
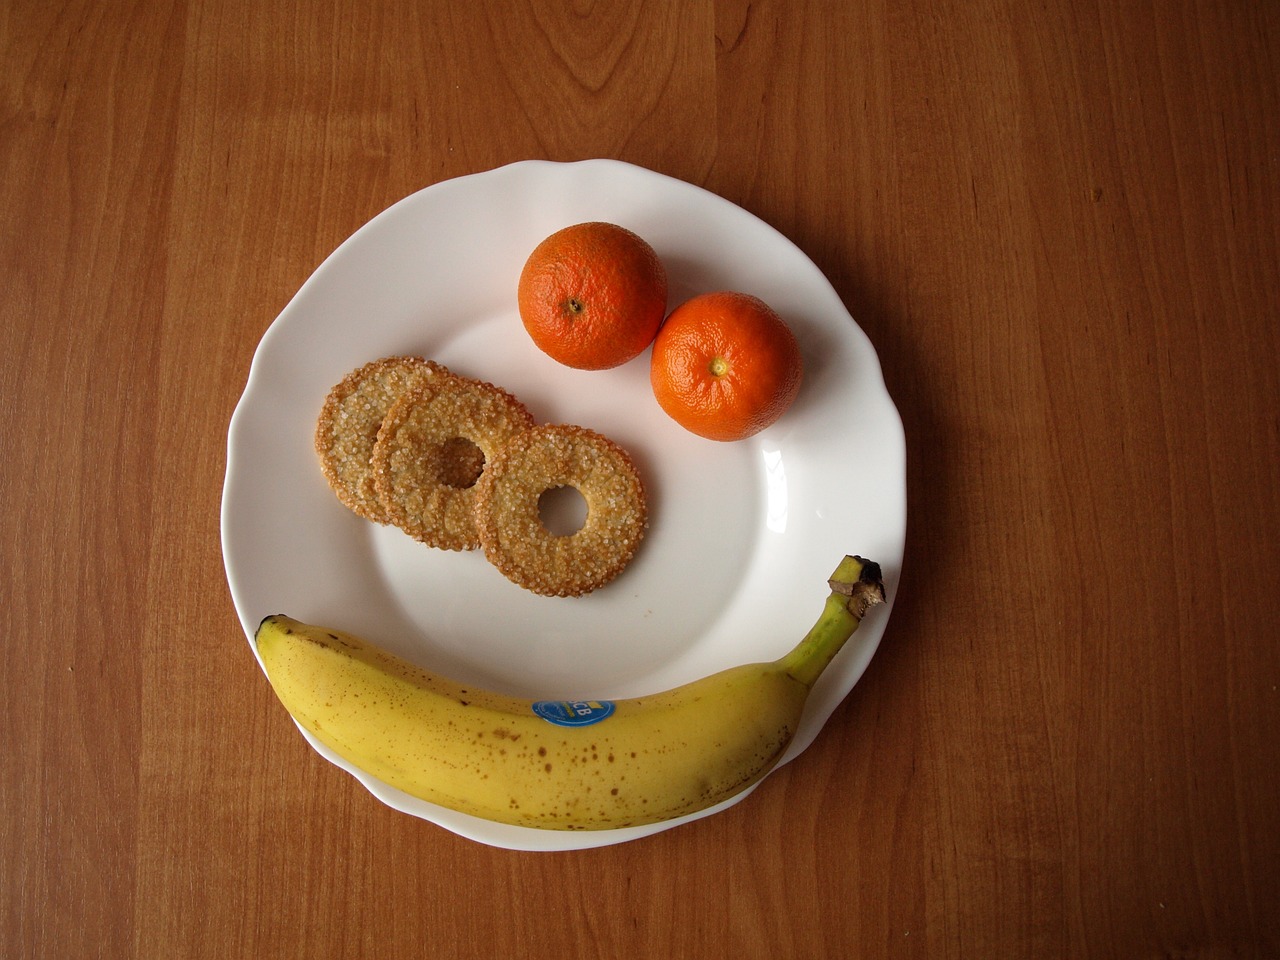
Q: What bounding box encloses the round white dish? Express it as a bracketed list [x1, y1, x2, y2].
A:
[221, 159, 905, 851]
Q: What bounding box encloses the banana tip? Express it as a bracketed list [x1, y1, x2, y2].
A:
[829, 556, 886, 618]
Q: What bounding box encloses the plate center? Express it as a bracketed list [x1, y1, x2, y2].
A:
[365, 312, 763, 698]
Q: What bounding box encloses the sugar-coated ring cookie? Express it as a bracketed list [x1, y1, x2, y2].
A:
[372, 376, 536, 551]
[315, 356, 449, 523]
[474, 424, 647, 597]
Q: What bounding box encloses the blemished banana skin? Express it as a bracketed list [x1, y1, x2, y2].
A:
[254, 555, 885, 831]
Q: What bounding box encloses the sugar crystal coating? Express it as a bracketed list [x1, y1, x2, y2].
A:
[372, 376, 535, 550]
[474, 424, 647, 597]
[314, 356, 449, 523]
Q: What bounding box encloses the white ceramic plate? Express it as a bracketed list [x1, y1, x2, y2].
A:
[222, 159, 905, 851]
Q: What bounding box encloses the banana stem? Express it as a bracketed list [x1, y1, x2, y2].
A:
[778, 556, 886, 689]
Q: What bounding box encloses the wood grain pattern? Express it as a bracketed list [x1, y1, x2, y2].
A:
[2, 0, 1277, 957]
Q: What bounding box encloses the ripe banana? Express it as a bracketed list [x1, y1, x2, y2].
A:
[254, 555, 885, 831]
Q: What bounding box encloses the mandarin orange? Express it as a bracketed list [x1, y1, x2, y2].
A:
[649, 292, 803, 441]
[517, 222, 668, 370]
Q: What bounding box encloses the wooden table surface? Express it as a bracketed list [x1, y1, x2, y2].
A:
[4, 1, 1278, 957]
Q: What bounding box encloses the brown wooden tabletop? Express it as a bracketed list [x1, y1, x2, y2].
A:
[4, 1, 1278, 957]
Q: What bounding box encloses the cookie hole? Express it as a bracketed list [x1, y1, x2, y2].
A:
[434, 437, 486, 489]
[538, 485, 588, 536]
